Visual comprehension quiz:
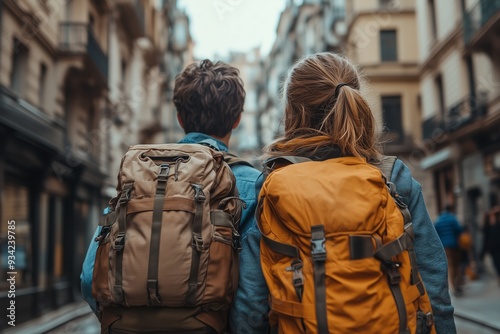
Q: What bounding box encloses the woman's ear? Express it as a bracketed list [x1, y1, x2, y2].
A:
[232, 113, 242, 130]
[177, 113, 184, 129]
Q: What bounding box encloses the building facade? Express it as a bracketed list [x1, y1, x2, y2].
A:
[343, 0, 434, 209]
[257, 0, 346, 147]
[417, 0, 500, 252]
[0, 0, 190, 328]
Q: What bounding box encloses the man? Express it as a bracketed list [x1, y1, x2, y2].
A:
[80, 59, 269, 333]
[435, 204, 464, 296]
[174, 59, 269, 333]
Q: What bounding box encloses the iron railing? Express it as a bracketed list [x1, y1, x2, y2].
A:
[422, 95, 487, 140]
[464, 0, 500, 44]
[59, 23, 108, 81]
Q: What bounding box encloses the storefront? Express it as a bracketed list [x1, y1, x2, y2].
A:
[0, 86, 105, 329]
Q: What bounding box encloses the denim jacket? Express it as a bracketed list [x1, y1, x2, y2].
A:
[80, 133, 270, 333]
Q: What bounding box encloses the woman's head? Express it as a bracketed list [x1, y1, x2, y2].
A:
[266, 52, 381, 161]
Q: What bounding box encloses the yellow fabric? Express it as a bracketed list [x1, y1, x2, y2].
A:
[258, 157, 436, 333]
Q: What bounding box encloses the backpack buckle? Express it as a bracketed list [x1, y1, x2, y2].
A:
[286, 260, 304, 301]
[118, 184, 133, 205]
[95, 226, 111, 243]
[386, 262, 402, 285]
[114, 232, 125, 251]
[311, 238, 327, 262]
[232, 232, 242, 252]
[192, 233, 204, 252]
[192, 184, 206, 202]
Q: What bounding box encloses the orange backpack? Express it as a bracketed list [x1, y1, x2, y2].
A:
[257, 156, 436, 334]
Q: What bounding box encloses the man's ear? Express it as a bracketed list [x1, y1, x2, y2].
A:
[177, 113, 184, 129]
[232, 113, 242, 129]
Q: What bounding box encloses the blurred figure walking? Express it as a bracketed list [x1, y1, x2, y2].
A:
[435, 204, 464, 296]
[481, 205, 500, 286]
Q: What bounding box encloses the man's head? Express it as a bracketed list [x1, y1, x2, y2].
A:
[173, 59, 245, 138]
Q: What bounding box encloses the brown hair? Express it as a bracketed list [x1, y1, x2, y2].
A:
[264, 52, 382, 162]
[174, 59, 245, 137]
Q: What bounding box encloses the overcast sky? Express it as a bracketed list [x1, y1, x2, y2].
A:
[178, 0, 287, 59]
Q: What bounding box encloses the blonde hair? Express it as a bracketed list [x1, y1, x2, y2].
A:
[265, 52, 382, 162]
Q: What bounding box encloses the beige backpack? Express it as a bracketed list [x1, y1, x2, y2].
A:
[92, 144, 244, 334]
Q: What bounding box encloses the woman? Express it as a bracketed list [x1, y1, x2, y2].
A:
[261, 52, 455, 333]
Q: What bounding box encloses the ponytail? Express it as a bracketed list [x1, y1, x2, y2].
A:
[264, 52, 382, 162]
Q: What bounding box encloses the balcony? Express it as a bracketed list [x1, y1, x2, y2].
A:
[0, 85, 64, 154]
[422, 96, 488, 141]
[464, 0, 500, 53]
[59, 23, 108, 83]
[116, 0, 145, 38]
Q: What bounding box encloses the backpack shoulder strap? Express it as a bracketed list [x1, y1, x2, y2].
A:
[372, 155, 397, 182]
[262, 156, 312, 175]
[223, 151, 254, 168]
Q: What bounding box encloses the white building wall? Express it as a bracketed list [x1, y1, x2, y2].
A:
[435, 0, 461, 42]
[415, 0, 430, 62]
[420, 75, 436, 119]
[441, 50, 469, 106]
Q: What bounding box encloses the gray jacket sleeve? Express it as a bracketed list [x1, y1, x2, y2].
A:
[391, 159, 456, 334]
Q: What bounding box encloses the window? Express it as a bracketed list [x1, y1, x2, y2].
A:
[428, 0, 437, 40]
[380, 30, 397, 62]
[10, 39, 29, 96]
[434, 74, 445, 117]
[39, 63, 48, 109]
[381, 96, 403, 143]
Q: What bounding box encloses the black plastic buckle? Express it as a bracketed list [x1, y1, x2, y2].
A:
[232, 233, 242, 252]
[286, 260, 304, 286]
[95, 226, 111, 243]
[192, 184, 206, 202]
[425, 312, 434, 327]
[114, 233, 125, 251]
[192, 233, 204, 252]
[311, 238, 327, 262]
[387, 262, 402, 285]
[158, 164, 170, 181]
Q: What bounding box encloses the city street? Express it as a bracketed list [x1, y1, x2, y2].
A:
[6, 257, 500, 334]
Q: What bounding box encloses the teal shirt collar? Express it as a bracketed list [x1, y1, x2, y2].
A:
[178, 132, 229, 152]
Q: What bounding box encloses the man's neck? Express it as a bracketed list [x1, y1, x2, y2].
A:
[212, 133, 231, 147]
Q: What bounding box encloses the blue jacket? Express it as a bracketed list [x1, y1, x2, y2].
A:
[80, 132, 270, 333]
[390, 160, 456, 334]
[434, 211, 462, 249]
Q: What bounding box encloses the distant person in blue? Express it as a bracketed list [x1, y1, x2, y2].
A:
[435, 204, 464, 296]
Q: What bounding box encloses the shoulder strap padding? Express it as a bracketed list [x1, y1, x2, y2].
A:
[262, 156, 312, 175]
[223, 152, 254, 168]
[372, 155, 397, 181]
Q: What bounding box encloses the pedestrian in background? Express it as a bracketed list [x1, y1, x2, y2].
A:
[258, 52, 455, 334]
[481, 205, 500, 286]
[434, 204, 464, 296]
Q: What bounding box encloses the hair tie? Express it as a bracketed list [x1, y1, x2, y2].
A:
[334, 83, 347, 98]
